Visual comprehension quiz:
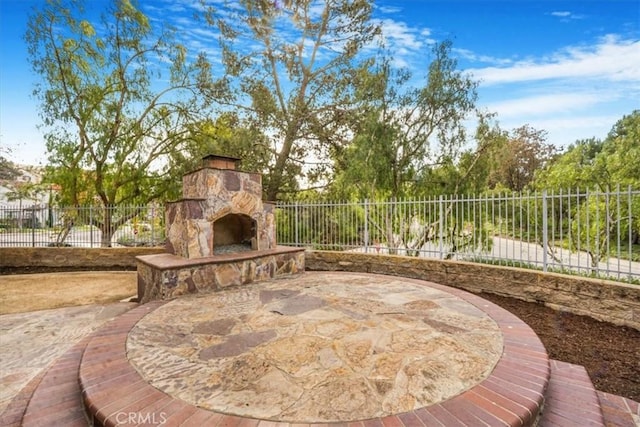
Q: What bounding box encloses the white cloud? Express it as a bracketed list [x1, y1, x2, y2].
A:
[377, 5, 402, 14]
[549, 10, 584, 20]
[453, 48, 513, 66]
[468, 35, 640, 85]
[378, 18, 425, 50]
[365, 17, 435, 68]
[486, 93, 605, 119]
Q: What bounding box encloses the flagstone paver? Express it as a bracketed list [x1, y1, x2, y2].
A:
[0, 302, 136, 415]
[127, 273, 504, 423]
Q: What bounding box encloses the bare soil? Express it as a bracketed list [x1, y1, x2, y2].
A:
[0, 267, 638, 402]
[0, 270, 137, 314]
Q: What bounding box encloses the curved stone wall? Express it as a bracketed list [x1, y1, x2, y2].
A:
[1, 247, 637, 330]
[0, 247, 164, 269]
[305, 251, 640, 331]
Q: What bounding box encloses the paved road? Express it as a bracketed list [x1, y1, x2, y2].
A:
[487, 237, 640, 279]
[351, 236, 640, 281]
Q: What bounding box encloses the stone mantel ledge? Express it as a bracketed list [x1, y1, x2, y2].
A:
[305, 250, 640, 331]
[137, 246, 303, 270]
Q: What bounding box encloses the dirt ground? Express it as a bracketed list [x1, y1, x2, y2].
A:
[0, 269, 137, 314]
[0, 268, 638, 402]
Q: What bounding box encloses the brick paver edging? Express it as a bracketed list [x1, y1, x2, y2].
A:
[597, 391, 640, 427]
[0, 369, 46, 426]
[79, 272, 551, 427]
[0, 337, 92, 427]
[540, 360, 605, 426]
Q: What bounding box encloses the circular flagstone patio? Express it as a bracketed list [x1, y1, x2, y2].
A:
[126, 272, 503, 423]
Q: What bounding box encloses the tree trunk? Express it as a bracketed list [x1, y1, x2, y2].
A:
[100, 214, 115, 247]
[265, 132, 296, 201]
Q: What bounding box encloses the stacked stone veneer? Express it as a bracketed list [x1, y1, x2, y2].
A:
[136, 156, 304, 304]
[136, 247, 305, 303]
[165, 164, 275, 258]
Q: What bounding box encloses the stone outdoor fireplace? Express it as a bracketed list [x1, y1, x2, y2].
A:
[164, 155, 275, 258]
[136, 155, 305, 303]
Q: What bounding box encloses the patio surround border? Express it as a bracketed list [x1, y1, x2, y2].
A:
[0, 247, 637, 330]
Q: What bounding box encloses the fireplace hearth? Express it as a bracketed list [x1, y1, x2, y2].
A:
[136, 155, 305, 303]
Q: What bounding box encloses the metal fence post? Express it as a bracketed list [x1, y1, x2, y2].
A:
[31, 207, 35, 247]
[364, 199, 369, 253]
[151, 206, 156, 245]
[542, 190, 548, 272]
[90, 205, 94, 248]
[294, 201, 299, 247]
[438, 195, 444, 259]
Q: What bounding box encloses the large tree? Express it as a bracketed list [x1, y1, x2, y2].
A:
[203, 0, 379, 201]
[0, 157, 20, 182]
[487, 125, 557, 192]
[533, 111, 640, 267]
[180, 113, 273, 185]
[535, 111, 639, 191]
[533, 138, 603, 190]
[592, 110, 640, 190]
[331, 42, 496, 256]
[26, 0, 215, 246]
[334, 42, 480, 200]
[0, 144, 20, 181]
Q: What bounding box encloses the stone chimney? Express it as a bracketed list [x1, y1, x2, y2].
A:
[202, 154, 241, 171]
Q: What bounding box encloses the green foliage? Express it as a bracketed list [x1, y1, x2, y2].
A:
[202, 0, 380, 200]
[276, 200, 363, 250]
[0, 145, 22, 181]
[532, 111, 640, 257]
[534, 138, 604, 190]
[26, 0, 215, 245]
[178, 114, 274, 198]
[594, 110, 640, 189]
[568, 195, 612, 268]
[535, 111, 639, 191]
[335, 42, 479, 201]
[0, 156, 20, 181]
[327, 43, 508, 257]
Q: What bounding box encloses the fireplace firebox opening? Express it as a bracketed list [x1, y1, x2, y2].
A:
[213, 213, 257, 254]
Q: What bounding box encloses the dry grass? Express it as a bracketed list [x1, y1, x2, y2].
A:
[0, 272, 137, 314]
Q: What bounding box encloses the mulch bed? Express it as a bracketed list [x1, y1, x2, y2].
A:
[479, 292, 640, 402]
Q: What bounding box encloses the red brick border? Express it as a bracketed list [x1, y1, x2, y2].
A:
[597, 391, 640, 427]
[0, 370, 46, 427]
[540, 360, 605, 426]
[2, 338, 91, 427]
[79, 273, 551, 427]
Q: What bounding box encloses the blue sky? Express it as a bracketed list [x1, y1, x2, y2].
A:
[1, 0, 638, 166]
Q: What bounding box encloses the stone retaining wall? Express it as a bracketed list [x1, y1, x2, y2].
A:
[306, 251, 640, 330]
[0, 247, 165, 269]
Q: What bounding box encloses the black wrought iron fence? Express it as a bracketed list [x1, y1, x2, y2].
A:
[276, 187, 640, 282]
[0, 204, 165, 248]
[2, 188, 638, 282]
